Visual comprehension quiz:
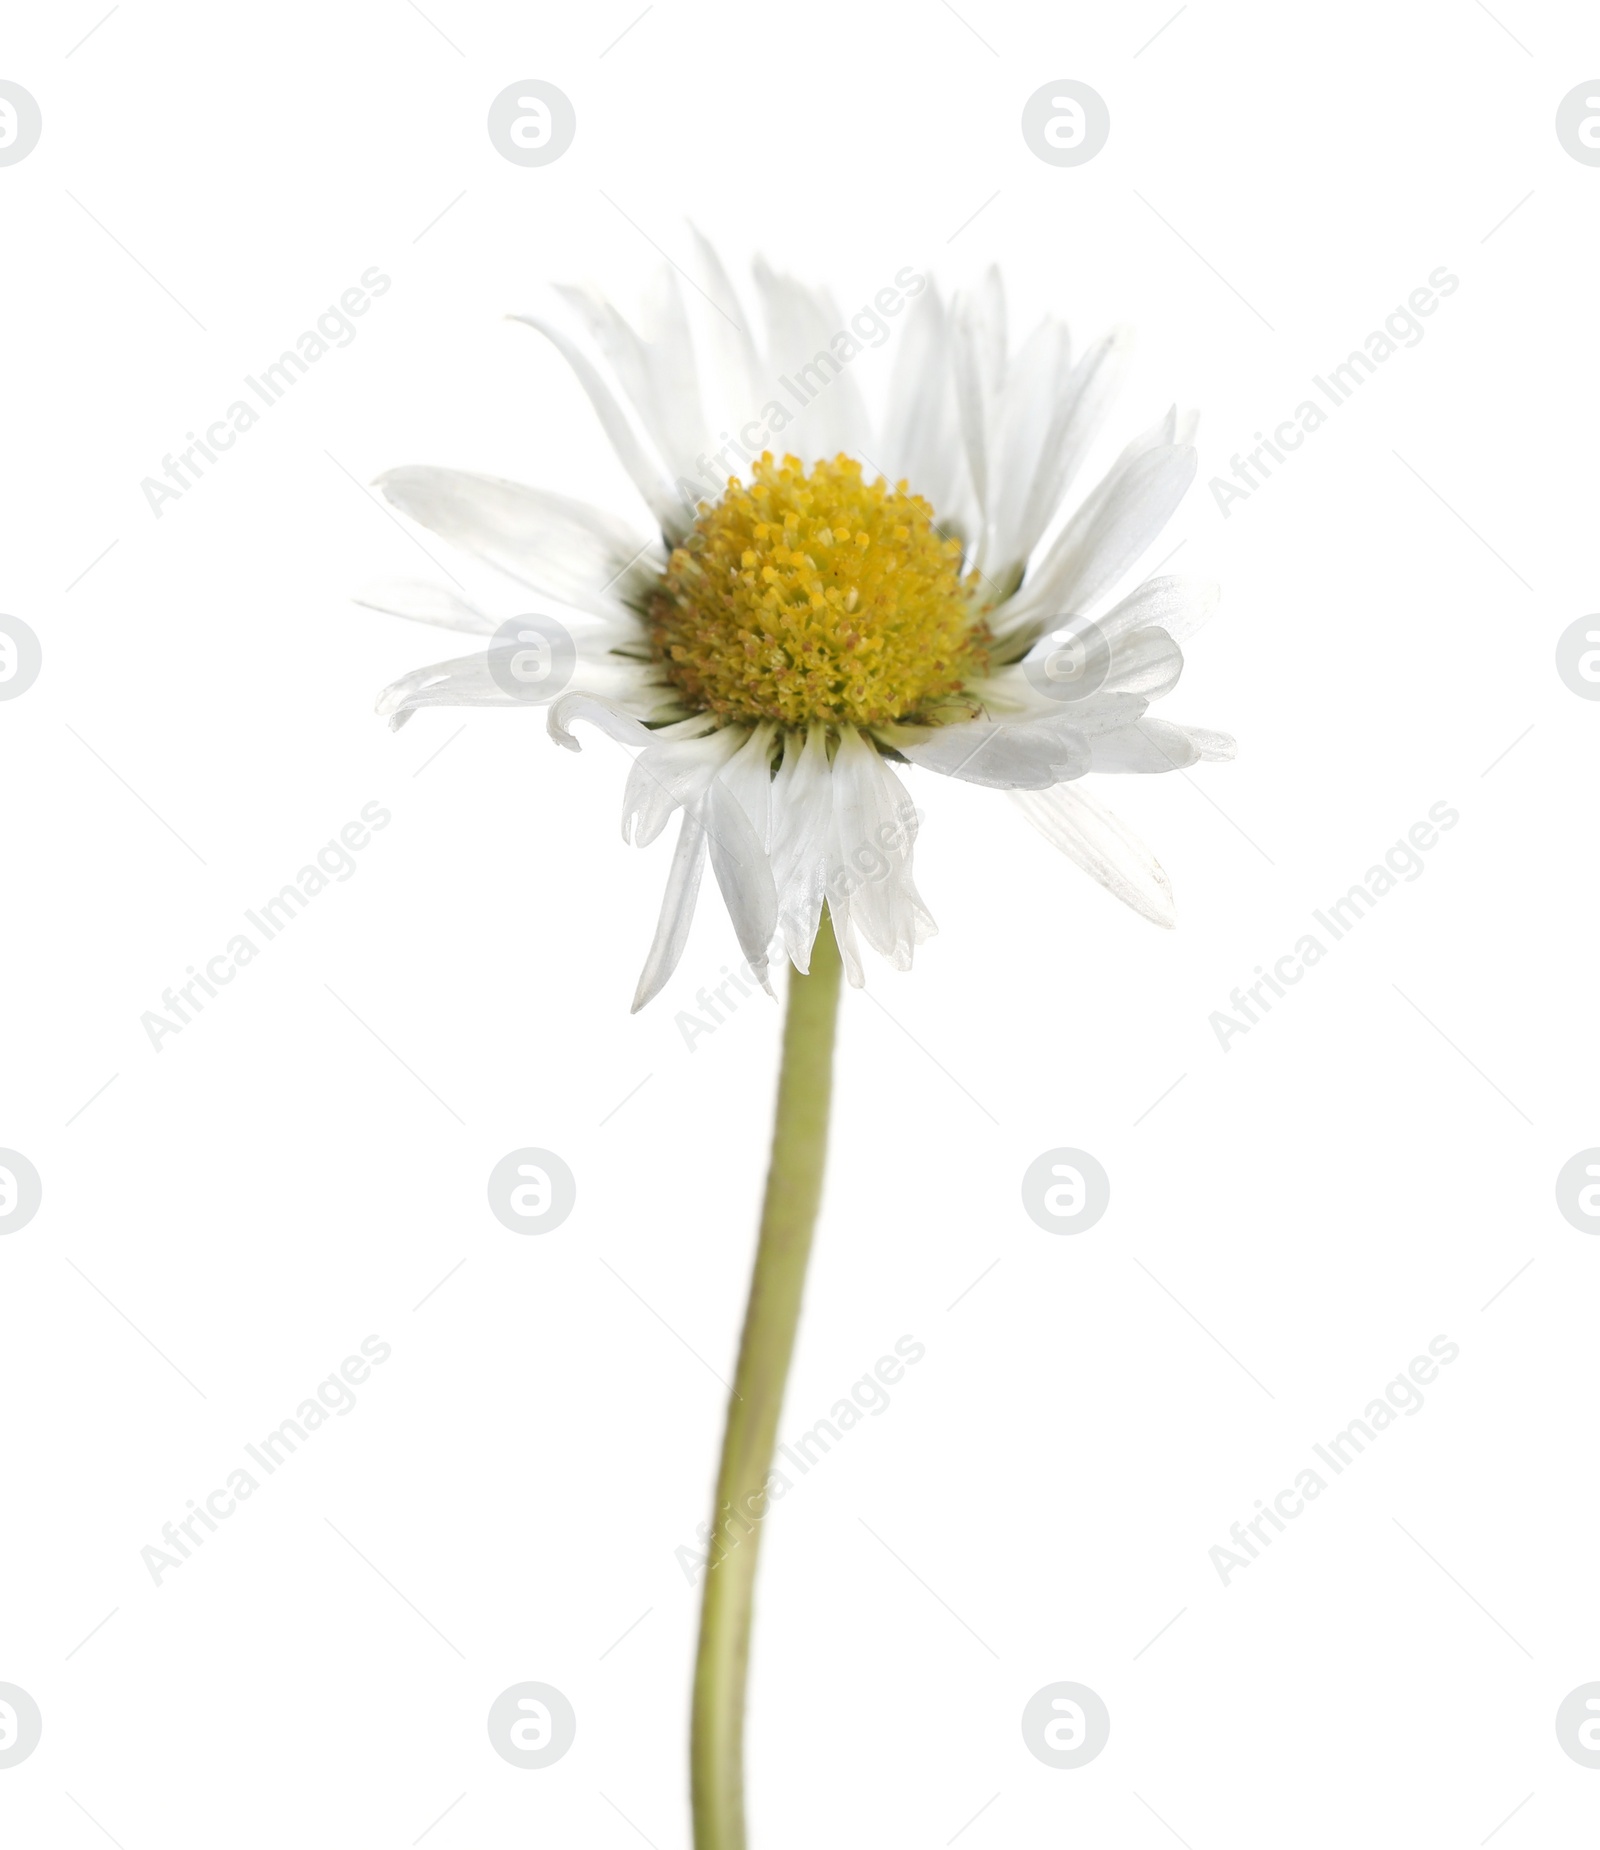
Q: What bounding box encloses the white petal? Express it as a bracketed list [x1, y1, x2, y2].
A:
[632, 807, 707, 1012]
[959, 267, 1008, 401]
[981, 318, 1071, 571]
[752, 261, 872, 462]
[1005, 330, 1130, 570]
[376, 651, 523, 729]
[637, 269, 712, 477]
[1049, 690, 1153, 735]
[717, 722, 778, 849]
[880, 285, 974, 537]
[1010, 783, 1176, 927]
[1170, 724, 1236, 761]
[376, 467, 659, 618]
[831, 904, 866, 989]
[768, 727, 833, 972]
[546, 690, 658, 751]
[1004, 442, 1197, 628]
[950, 295, 996, 523]
[829, 730, 927, 966]
[969, 675, 1151, 733]
[814, 281, 878, 453]
[705, 776, 778, 982]
[950, 268, 1009, 531]
[379, 657, 662, 732]
[1096, 575, 1219, 647]
[622, 728, 742, 846]
[1085, 720, 1199, 773]
[686, 228, 769, 440]
[892, 715, 1089, 790]
[554, 276, 709, 497]
[1101, 626, 1184, 701]
[1023, 403, 1185, 569]
[353, 580, 497, 635]
[512, 314, 690, 539]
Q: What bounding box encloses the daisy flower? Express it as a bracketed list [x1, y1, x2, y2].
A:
[355, 244, 1233, 1850]
[364, 243, 1233, 1010]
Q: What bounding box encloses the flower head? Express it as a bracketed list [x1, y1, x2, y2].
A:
[360, 245, 1234, 1007]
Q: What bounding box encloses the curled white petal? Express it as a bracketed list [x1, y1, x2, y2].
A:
[622, 728, 743, 847]
[546, 691, 657, 752]
[376, 651, 523, 730]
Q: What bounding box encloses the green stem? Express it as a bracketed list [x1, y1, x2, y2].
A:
[691, 909, 843, 1850]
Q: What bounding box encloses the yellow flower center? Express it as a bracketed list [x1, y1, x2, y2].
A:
[649, 453, 989, 728]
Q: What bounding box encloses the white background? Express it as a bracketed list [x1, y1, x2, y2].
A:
[2, 1, 1597, 1844]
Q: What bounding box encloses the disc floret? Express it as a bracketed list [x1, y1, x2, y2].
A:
[650, 453, 988, 727]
